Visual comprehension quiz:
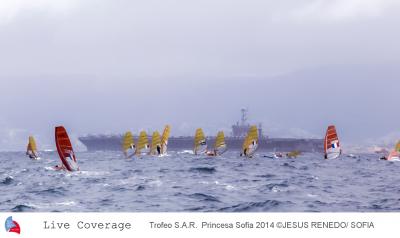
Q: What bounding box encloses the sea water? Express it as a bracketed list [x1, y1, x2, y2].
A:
[0, 151, 399, 212]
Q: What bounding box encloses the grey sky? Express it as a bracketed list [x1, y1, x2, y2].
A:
[1, 0, 399, 151]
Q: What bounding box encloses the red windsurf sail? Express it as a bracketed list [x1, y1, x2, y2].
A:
[324, 125, 341, 159]
[55, 126, 79, 171]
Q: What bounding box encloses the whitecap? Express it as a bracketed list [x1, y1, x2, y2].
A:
[225, 185, 236, 190]
[307, 193, 318, 198]
[148, 180, 163, 187]
[178, 150, 194, 154]
[272, 186, 280, 193]
[54, 201, 76, 206]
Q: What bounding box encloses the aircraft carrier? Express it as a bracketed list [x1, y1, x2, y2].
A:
[78, 109, 324, 152]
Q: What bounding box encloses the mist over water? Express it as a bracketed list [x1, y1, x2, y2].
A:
[1, 1, 400, 151]
[1, 151, 399, 212]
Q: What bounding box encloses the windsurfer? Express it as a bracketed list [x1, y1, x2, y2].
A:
[53, 164, 66, 171]
[156, 145, 161, 155]
[274, 152, 283, 158]
[243, 148, 248, 156]
[26, 150, 36, 159]
[206, 150, 216, 156]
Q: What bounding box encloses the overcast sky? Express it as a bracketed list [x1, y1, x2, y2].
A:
[1, 0, 399, 151]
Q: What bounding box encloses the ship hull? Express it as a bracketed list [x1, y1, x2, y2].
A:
[79, 136, 324, 153]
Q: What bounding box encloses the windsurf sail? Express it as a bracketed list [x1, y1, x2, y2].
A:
[55, 126, 79, 171]
[214, 131, 227, 155]
[122, 131, 135, 158]
[324, 125, 341, 159]
[194, 128, 207, 155]
[385, 141, 400, 161]
[26, 136, 39, 159]
[136, 131, 150, 155]
[150, 131, 161, 155]
[242, 125, 258, 158]
[387, 150, 400, 161]
[160, 125, 171, 155]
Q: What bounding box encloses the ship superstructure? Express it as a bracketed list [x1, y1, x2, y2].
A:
[78, 110, 323, 152]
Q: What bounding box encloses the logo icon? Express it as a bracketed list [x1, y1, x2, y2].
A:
[5, 216, 20, 234]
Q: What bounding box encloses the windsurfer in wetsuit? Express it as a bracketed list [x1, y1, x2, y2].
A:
[206, 150, 216, 156]
[54, 164, 66, 171]
[156, 144, 161, 155]
[26, 150, 36, 159]
[130, 144, 136, 152]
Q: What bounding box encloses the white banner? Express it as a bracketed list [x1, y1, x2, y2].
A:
[0, 213, 397, 238]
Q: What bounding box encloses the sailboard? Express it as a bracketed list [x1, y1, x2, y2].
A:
[136, 131, 150, 155]
[242, 125, 258, 158]
[122, 131, 135, 158]
[160, 125, 171, 155]
[213, 131, 227, 155]
[396, 141, 400, 152]
[324, 125, 341, 159]
[150, 131, 161, 156]
[55, 126, 79, 172]
[194, 128, 207, 155]
[26, 136, 40, 160]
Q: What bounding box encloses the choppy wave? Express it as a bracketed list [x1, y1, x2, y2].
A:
[189, 167, 216, 174]
[0, 151, 399, 212]
[1, 176, 14, 185]
[12, 204, 36, 212]
[218, 200, 294, 212]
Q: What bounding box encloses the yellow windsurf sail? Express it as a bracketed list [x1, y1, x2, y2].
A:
[396, 141, 400, 152]
[26, 136, 39, 159]
[122, 131, 135, 156]
[242, 125, 259, 157]
[28, 136, 37, 152]
[150, 131, 161, 155]
[194, 128, 207, 155]
[160, 125, 171, 154]
[136, 131, 149, 154]
[214, 131, 227, 155]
